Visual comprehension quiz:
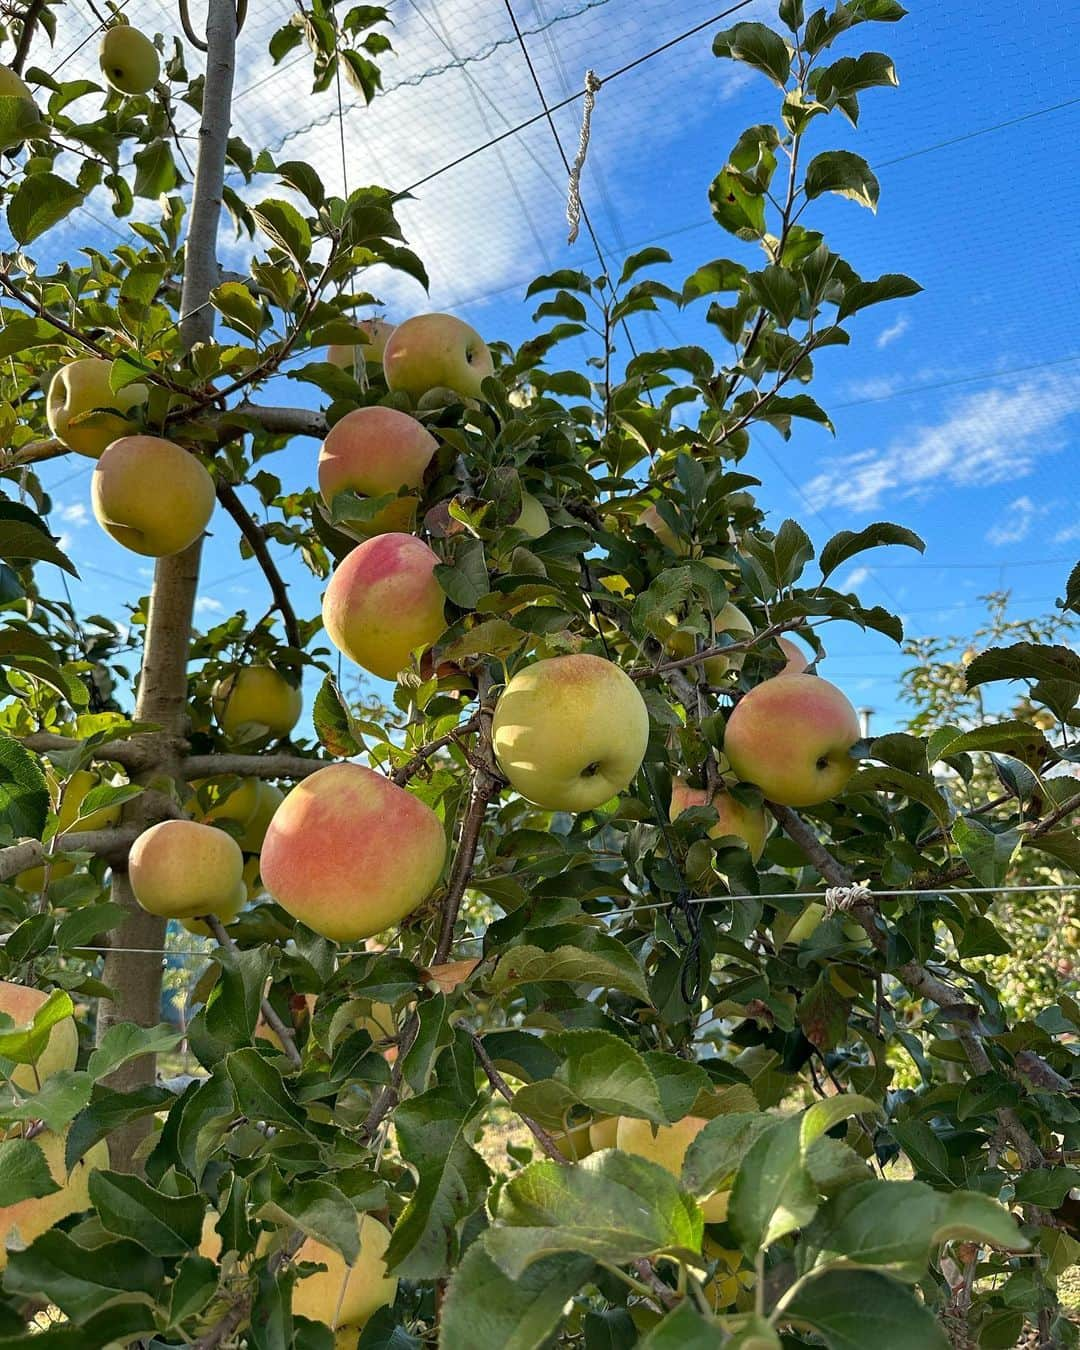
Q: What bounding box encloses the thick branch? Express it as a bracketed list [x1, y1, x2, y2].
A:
[215, 481, 302, 650]
[0, 825, 140, 883]
[19, 732, 175, 772]
[204, 914, 301, 1068]
[182, 752, 324, 781]
[0, 437, 68, 470]
[11, 0, 47, 74]
[226, 403, 328, 439]
[470, 1033, 565, 1162]
[769, 803, 1046, 1172]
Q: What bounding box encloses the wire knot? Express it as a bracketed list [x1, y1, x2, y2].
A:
[566, 69, 602, 244]
[824, 885, 873, 916]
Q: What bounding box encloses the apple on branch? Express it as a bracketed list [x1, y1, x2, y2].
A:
[99, 23, 160, 95]
[92, 435, 216, 557]
[15, 768, 123, 892]
[382, 313, 494, 402]
[212, 666, 302, 745]
[318, 405, 437, 537]
[491, 653, 650, 812]
[669, 777, 770, 861]
[723, 673, 860, 807]
[46, 358, 148, 458]
[129, 819, 245, 921]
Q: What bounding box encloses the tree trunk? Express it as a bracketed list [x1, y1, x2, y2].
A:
[98, 0, 238, 1171]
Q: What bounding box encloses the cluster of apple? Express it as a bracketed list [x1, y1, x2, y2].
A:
[1, 23, 160, 155]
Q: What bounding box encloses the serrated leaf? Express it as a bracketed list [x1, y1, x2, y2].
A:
[0, 515, 78, 575]
[258, 1178, 360, 1264]
[440, 1242, 593, 1350]
[682, 1112, 774, 1197]
[844, 765, 949, 827]
[713, 22, 793, 86]
[950, 816, 1021, 888]
[818, 522, 924, 580]
[1014, 1166, 1080, 1208]
[487, 1150, 702, 1277]
[782, 1269, 948, 1350]
[836, 272, 921, 320]
[927, 721, 1048, 762]
[253, 198, 312, 262]
[89, 1170, 205, 1256]
[965, 643, 1080, 690]
[87, 1023, 181, 1081]
[7, 172, 85, 243]
[512, 1029, 664, 1129]
[488, 926, 649, 1002]
[0, 735, 49, 839]
[5, 1230, 164, 1321]
[313, 674, 361, 758]
[709, 169, 766, 240]
[0, 1137, 59, 1206]
[804, 150, 880, 210]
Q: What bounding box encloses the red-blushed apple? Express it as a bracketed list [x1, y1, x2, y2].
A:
[616, 1116, 730, 1221]
[723, 673, 860, 807]
[92, 435, 216, 557]
[491, 653, 649, 812]
[322, 533, 447, 681]
[259, 763, 447, 942]
[0, 981, 78, 1092]
[778, 637, 809, 673]
[213, 666, 302, 744]
[327, 318, 395, 371]
[129, 819, 245, 921]
[382, 313, 494, 401]
[669, 777, 770, 862]
[99, 24, 160, 95]
[318, 406, 437, 537]
[46, 358, 148, 458]
[0, 1131, 110, 1269]
[0, 67, 41, 149]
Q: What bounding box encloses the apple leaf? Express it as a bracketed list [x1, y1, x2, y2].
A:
[782, 1269, 949, 1349]
[819, 522, 924, 580]
[441, 1241, 593, 1350]
[0, 1137, 60, 1206]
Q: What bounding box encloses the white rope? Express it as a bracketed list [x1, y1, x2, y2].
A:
[566, 69, 601, 244]
[824, 885, 874, 916]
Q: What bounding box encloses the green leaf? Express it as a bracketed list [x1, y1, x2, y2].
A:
[1014, 1166, 1080, 1208]
[5, 1231, 164, 1321]
[950, 816, 1021, 888]
[927, 720, 1048, 762]
[487, 1150, 702, 1277]
[639, 1302, 728, 1347]
[798, 971, 852, 1051]
[0, 1071, 92, 1133]
[440, 1242, 593, 1350]
[525, 269, 592, 299]
[132, 139, 178, 198]
[258, 1178, 360, 1264]
[384, 1089, 490, 1278]
[0, 314, 63, 360]
[65, 1084, 171, 1169]
[965, 643, 1080, 691]
[804, 150, 880, 210]
[212, 280, 266, 339]
[782, 1269, 948, 1349]
[0, 94, 43, 151]
[1061, 558, 1080, 614]
[253, 198, 312, 262]
[837, 271, 922, 319]
[0, 513, 78, 576]
[680, 258, 747, 305]
[7, 172, 85, 244]
[512, 1030, 665, 1130]
[0, 1137, 59, 1206]
[89, 1170, 205, 1256]
[713, 22, 793, 87]
[224, 1047, 307, 1129]
[845, 765, 950, 827]
[778, 0, 804, 31]
[618, 247, 673, 286]
[0, 735, 49, 839]
[434, 539, 490, 608]
[1024, 829, 1080, 878]
[819, 522, 924, 580]
[682, 1112, 774, 1197]
[87, 1023, 181, 1081]
[488, 925, 649, 1003]
[747, 265, 801, 327]
[0, 988, 73, 1066]
[313, 674, 362, 758]
[708, 169, 766, 240]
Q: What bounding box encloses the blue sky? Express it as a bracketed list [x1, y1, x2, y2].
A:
[24, 0, 1080, 733]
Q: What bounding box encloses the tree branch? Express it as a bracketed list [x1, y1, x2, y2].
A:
[214, 481, 302, 650]
[182, 752, 325, 781]
[203, 914, 301, 1068]
[18, 732, 175, 772]
[11, 0, 47, 74]
[0, 437, 68, 470]
[629, 619, 800, 680]
[470, 1033, 566, 1162]
[768, 802, 1047, 1173]
[0, 825, 141, 883]
[225, 403, 328, 439]
[390, 714, 480, 786]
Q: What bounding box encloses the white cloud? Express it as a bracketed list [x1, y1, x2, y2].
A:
[1054, 520, 1080, 544]
[875, 315, 910, 349]
[194, 596, 224, 615]
[804, 373, 1080, 513]
[985, 495, 1051, 546]
[55, 502, 88, 526]
[838, 565, 872, 591]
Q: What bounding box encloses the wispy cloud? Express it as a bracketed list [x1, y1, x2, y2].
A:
[55, 502, 89, 526]
[195, 596, 224, 615]
[985, 495, 1051, 546]
[1054, 520, 1080, 544]
[875, 315, 910, 349]
[804, 373, 1080, 513]
[839, 565, 872, 591]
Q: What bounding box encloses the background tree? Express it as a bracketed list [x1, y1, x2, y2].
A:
[0, 1, 1077, 1347]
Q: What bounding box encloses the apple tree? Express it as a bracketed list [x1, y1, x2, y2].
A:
[0, 1, 1078, 1346]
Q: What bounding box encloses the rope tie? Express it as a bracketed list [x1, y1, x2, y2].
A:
[824, 885, 874, 916]
[566, 69, 601, 244]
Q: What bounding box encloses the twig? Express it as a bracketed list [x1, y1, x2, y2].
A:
[192, 1229, 307, 1350]
[390, 714, 480, 786]
[432, 677, 498, 966]
[203, 913, 301, 1068]
[628, 619, 800, 680]
[11, 0, 46, 74]
[215, 481, 302, 650]
[1026, 790, 1080, 838]
[470, 1032, 565, 1162]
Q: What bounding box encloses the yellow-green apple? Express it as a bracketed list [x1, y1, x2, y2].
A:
[723, 674, 860, 807]
[514, 491, 550, 538]
[784, 901, 824, 945]
[382, 313, 494, 401]
[616, 1116, 730, 1221]
[46, 358, 147, 457]
[213, 666, 302, 744]
[260, 763, 447, 942]
[669, 778, 769, 862]
[99, 25, 160, 95]
[322, 533, 447, 681]
[318, 406, 437, 537]
[551, 1121, 594, 1161]
[492, 653, 649, 812]
[0, 66, 41, 149]
[588, 1117, 619, 1151]
[0, 1131, 110, 1270]
[327, 318, 395, 372]
[664, 602, 754, 683]
[291, 1214, 397, 1331]
[199, 778, 284, 852]
[0, 982, 79, 1092]
[778, 637, 809, 673]
[181, 878, 247, 937]
[128, 819, 245, 921]
[92, 435, 215, 557]
[16, 768, 123, 891]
